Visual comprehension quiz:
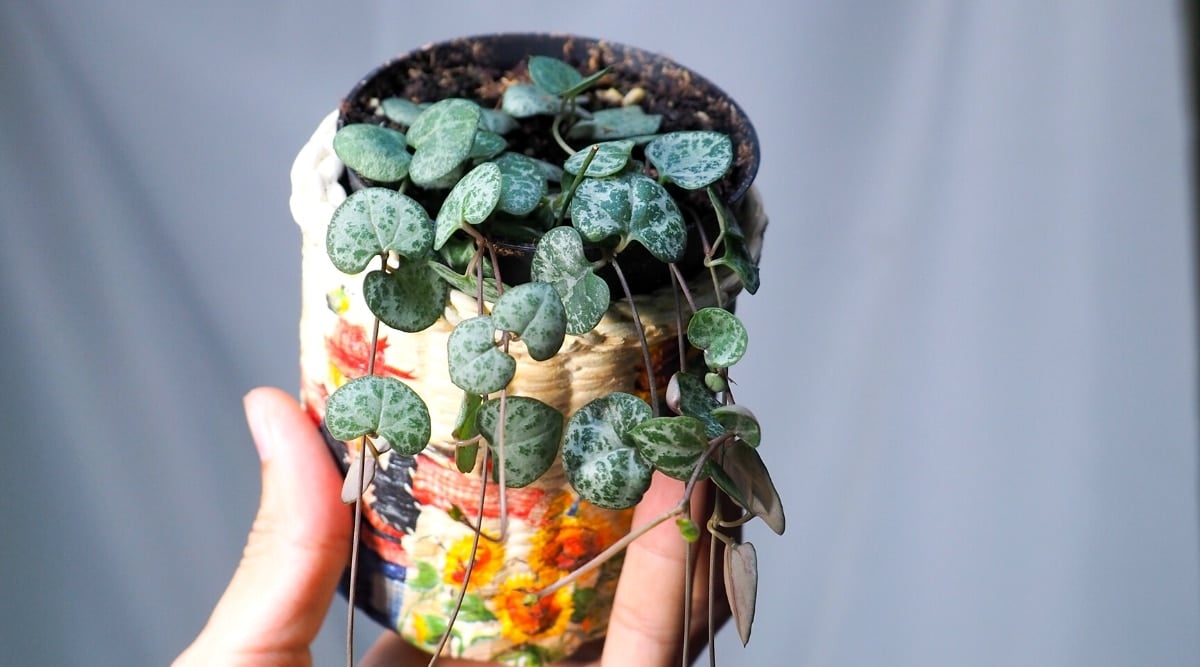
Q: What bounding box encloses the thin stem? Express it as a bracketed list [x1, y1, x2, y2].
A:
[693, 221, 724, 309]
[495, 389, 509, 543]
[670, 267, 688, 376]
[428, 441, 492, 666]
[707, 503, 721, 667]
[537, 503, 688, 599]
[682, 537, 694, 667]
[611, 256, 660, 415]
[551, 112, 575, 156]
[668, 263, 700, 314]
[555, 145, 600, 225]
[347, 310, 383, 667]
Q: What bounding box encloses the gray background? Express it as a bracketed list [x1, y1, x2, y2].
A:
[1, 1, 1197, 665]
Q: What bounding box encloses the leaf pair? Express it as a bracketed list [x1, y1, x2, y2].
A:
[446, 282, 567, 394]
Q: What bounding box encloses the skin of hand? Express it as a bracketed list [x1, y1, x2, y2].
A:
[174, 387, 727, 667]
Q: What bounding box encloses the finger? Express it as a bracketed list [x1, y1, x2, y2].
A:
[175, 387, 352, 666]
[601, 472, 707, 667]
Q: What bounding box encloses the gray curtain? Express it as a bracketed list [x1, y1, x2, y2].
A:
[1, 2, 1195, 665]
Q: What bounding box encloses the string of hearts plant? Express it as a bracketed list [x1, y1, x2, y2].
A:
[320, 54, 784, 666]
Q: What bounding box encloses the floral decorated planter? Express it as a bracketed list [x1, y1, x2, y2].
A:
[289, 34, 765, 662]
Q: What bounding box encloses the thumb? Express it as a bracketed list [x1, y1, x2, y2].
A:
[175, 387, 352, 666]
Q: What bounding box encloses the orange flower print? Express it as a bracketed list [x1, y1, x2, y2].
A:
[530, 516, 614, 575]
[495, 573, 573, 645]
[443, 534, 504, 591]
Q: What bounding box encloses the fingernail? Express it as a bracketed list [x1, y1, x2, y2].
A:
[244, 390, 273, 462]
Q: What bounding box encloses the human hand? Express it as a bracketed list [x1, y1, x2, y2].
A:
[175, 387, 725, 666]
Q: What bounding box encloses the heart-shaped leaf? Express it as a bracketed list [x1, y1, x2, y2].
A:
[712, 404, 761, 448]
[646, 131, 733, 190]
[324, 375, 431, 456]
[407, 98, 482, 186]
[469, 130, 507, 160]
[477, 396, 564, 488]
[628, 415, 711, 481]
[528, 55, 583, 96]
[333, 124, 412, 183]
[530, 227, 610, 335]
[724, 541, 758, 645]
[567, 106, 662, 141]
[628, 174, 686, 262]
[688, 307, 748, 369]
[326, 188, 433, 274]
[381, 97, 426, 126]
[570, 174, 632, 244]
[563, 140, 634, 178]
[501, 83, 561, 118]
[493, 152, 547, 216]
[491, 282, 567, 361]
[479, 108, 518, 134]
[446, 315, 514, 395]
[711, 441, 785, 535]
[562, 393, 653, 509]
[666, 372, 723, 438]
[434, 161, 502, 249]
[362, 260, 447, 333]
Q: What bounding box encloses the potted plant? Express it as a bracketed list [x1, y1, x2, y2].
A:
[289, 33, 783, 665]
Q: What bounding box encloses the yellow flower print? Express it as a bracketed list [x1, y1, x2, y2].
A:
[443, 534, 504, 591]
[495, 573, 573, 645]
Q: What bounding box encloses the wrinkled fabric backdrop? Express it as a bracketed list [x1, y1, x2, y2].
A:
[1, 2, 1196, 665]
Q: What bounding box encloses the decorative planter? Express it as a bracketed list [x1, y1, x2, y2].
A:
[289, 33, 766, 662]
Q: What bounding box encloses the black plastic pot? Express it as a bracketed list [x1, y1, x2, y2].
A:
[336, 33, 761, 295]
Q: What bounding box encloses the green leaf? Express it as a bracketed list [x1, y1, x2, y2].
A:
[567, 106, 662, 141]
[628, 415, 711, 481]
[569, 174, 631, 244]
[362, 260, 447, 332]
[477, 396, 564, 488]
[562, 393, 654, 509]
[712, 404, 761, 447]
[528, 55, 583, 96]
[490, 282, 567, 361]
[628, 174, 686, 262]
[530, 226, 610, 335]
[712, 441, 785, 535]
[380, 97, 425, 126]
[561, 66, 611, 99]
[666, 372, 723, 438]
[408, 561, 439, 591]
[688, 307, 748, 369]
[434, 161, 502, 249]
[452, 392, 483, 441]
[571, 588, 597, 623]
[646, 131, 733, 190]
[469, 129, 507, 160]
[332, 124, 411, 183]
[493, 152, 547, 216]
[704, 188, 760, 294]
[427, 261, 503, 303]
[407, 98, 482, 186]
[326, 188, 433, 274]
[724, 541, 758, 645]
[501, 83, 561, 118]
[324, 375, 431, 456]
[570, 172, 687, 261]
[479, 108, 518, 134]
[417, 614, 448, 645]
[563, 140, 634, 178]
[455, 443, 479, 474]
[446, 315, 514, 395]
[454, 594, 497, 622]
